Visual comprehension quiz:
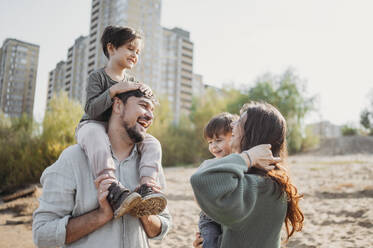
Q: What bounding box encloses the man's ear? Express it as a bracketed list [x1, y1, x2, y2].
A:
[112, 97, 122, 114]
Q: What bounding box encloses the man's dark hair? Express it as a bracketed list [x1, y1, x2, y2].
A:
[101, 25, 142, 59]
[103, 90, 157, 121]
[204, 112, 239, 139]
[116, 89, 157, 106]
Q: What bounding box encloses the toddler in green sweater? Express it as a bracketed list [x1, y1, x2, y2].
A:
[198, 112, 238, 248]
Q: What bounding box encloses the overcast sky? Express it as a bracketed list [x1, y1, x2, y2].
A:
[1, 0, 372, 125]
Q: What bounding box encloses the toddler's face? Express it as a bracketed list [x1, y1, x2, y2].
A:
[111, 38, 142, 69]
[207, 132, 232, 158]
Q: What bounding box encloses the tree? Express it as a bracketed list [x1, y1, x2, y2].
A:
[41, 92, 83, 163]
[341, 124, 358, 136]
[0, 113, 44, 192]
[360, 110, 373, 135]
[227, 69, 316, 153]
[360, 90, 373, 135]
[0, 94, 84, 192]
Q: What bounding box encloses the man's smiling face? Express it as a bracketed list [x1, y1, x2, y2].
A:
[119, 95, 154, 143]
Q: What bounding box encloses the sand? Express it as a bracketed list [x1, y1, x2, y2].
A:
[1, 155, 373, 247]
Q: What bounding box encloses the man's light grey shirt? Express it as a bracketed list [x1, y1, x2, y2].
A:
[32, 144, 171, 248]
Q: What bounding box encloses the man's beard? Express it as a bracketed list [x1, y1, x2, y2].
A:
[124, 122, 145, 143]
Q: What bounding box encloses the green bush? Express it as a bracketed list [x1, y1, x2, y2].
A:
[0, 93, 82, 193]
[301, 126, 320, 151]
[0, 114, 44, 193]
[341, 124, 358, 136]
[42, 92, 83, 163]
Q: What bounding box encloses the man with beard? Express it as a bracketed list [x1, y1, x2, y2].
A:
[32, 89, 171, 248]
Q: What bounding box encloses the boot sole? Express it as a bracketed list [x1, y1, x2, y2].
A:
[130, 193, 167, 217]
[114, 192, 142, 219]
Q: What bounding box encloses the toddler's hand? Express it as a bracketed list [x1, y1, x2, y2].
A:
[193, 232, 203, 248]
[109, 81, 141, 98]
[137, 82, 153, 98]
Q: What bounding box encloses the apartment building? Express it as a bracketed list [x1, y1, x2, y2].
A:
[0, 38, 39, 117]
[161, 27, 194, 121]
[64, 36, 89, 105]
[192, 73, 204, 97]
[47, 36, 89, 107]
[47, 61, 66, 106]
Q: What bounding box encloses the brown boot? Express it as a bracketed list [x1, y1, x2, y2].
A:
[129, 184, 167, 217]
[107, 182, 142, 219]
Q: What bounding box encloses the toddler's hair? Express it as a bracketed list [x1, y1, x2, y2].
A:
[101, 25, 143, 59]
[204, 112, 239, 139]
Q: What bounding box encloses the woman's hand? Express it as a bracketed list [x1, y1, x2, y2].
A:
[192, 232, 203, 248]
[241, 144, 282, 171]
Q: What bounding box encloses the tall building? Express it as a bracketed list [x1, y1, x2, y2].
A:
[87, 0, 162, 91]
[47, 36, 89, 107]
[47, 61, 66, 106]
[161, 27, 194, 121]
[192, 73, 204, 97]
[65, 36, 89, 105]
[0, 38, 39, 117]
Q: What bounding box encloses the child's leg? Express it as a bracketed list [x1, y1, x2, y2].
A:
[76, 121, 142, 218]
[137, 134, 161, 185]
[129, 134, 167, 217]
[199, 212, 222, 248]
[76, 121, 115, 179]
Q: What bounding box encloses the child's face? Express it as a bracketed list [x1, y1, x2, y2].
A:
[109, 38, 142, 69]
[207, 132, 232, 158]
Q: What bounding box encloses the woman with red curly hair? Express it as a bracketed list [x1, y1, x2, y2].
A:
[191, 101, 304, 248]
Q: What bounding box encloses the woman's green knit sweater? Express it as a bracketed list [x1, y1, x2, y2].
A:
[190, 154, 287, 248]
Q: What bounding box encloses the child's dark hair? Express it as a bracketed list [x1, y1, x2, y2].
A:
[204, 112, 239, 139]
[101, 25, 142, 59]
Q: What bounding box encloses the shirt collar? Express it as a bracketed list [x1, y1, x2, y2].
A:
[111, 144, 139, 164]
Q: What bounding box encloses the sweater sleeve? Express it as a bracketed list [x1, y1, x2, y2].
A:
[84, 72, 113, 120]
[190, 154, 259, 227]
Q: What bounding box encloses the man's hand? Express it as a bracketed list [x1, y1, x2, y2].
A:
[192, 232, 203, 248]
[109, 81, 141, 98]
[140, 176, 163, 193]
[94, 174, 115, 222]
[241, 144, 282, 171]
[65, 175, 115, 244]
[139, 215, 162, 238]
[140, 176, 155, 185]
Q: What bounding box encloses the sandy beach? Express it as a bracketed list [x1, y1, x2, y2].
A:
[1, 154, 373, 247]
